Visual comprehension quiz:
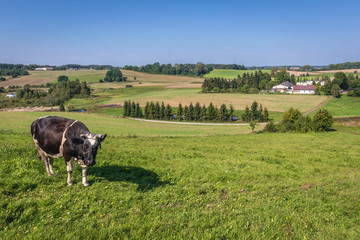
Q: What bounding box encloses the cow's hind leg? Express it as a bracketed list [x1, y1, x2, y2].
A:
[66, 159, 73, 186]
[38, 151, 52, 176]
[48, 157, 55, 176]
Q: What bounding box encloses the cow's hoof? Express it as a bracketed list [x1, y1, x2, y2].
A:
[67, 182, 73, 186]
[83, 182, 89, 187]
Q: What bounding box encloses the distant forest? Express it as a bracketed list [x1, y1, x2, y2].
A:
[122, 62, 246, 77]
[328, 62, 360, 70]
[0, 63, 113, 71]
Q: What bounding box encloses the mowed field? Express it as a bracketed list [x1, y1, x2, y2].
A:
[0, 112, 359, 239]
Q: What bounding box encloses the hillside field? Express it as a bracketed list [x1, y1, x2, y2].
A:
[0, 112, 359, 239]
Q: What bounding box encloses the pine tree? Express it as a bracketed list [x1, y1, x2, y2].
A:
[155, 102, 160, 119]
[250, 101, 259, 120]
[131, 102, 136, 117]
[194, 102, 201, 121]
[207, 103, 217, 120]
[263, 107, 269, 122]
[188, 102, 194, 121]
[165, 104, 173, 120]
[144, 102, 150, 119]
[123, 100, 128, 116]
[258, 104, 264, 122]
[242, 106, 251, 122]
[229, 104, 234, 122]
[177, 103, 183, 121]
[135, 103, 143, 118]
[201, 105, 207, 120]
[184, 106, 189, 121]
[219, 104, 228, 122]
[160, 102, 166, 119]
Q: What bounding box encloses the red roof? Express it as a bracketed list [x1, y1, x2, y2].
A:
[293, 85, 315, 90]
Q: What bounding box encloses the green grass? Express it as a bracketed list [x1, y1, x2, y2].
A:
[203, 69, 271, 79]
[1, 122, 359, 239]
[0, 112, 259, 137]
[319, 95, 360, 117]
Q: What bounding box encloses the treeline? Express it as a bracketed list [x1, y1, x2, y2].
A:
[264, 108, 333, 133]
[328, 62, 360, 70]
[0, 75, 91, 108]
[123, 101, 239, 122]
[201, 70, 273, 92]
[0, 64, 29, 78]
[122, 62, 246, 77]
[0, 63, 114, 71]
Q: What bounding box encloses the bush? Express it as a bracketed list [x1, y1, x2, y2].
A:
[312, 109, 333, 132]
[264, 121, 278, 132]
[125, 85, 133, 88]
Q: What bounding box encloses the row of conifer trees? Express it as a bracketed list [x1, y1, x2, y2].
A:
[123, 100, 238, 122]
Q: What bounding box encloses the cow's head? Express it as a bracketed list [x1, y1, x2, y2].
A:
[78, 133, 107, 166]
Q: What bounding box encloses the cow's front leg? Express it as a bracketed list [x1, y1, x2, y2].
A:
[81, 166, 89, 187]
[66, 159, 73, 186]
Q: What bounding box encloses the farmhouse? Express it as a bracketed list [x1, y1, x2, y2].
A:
[271, 81, 293, 93]
[35, 67, 53, 71]
[292, 85, 315, 94]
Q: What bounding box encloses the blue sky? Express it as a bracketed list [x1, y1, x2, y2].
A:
[1, 0, 360, 66]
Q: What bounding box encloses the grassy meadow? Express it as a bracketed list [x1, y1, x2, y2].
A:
[0, 115, 359, 239]
[1, 68, 360, 239]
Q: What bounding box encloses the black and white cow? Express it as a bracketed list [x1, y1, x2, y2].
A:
[31, 116, 107, 186]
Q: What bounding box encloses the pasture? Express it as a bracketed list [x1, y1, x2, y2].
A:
[0, 112, 359, 239]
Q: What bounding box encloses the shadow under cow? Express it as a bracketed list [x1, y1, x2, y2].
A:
[88, 165, 168, 191]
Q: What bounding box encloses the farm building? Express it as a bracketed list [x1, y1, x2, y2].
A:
[296, 80, 325, 86]
[271, 81, 293, 93]
[6, 93, 16, 98]
[292, 85, 315, 94]
[35, 67, 53, 71]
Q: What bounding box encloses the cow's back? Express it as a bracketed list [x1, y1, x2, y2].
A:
[31, 116, 75, 156]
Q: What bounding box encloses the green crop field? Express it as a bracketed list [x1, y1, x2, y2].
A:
[1, 112, 359, 239]
[203, 69, 271, 79]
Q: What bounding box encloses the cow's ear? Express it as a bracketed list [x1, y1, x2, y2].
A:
[72, 138, 84, 145]
[97, 134, 107, 142]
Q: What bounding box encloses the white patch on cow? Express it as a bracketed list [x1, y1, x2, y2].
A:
[67, 160, 73, 186]
[81, 166, 89, 187]
[38, 116, 49, 119]
[88, 138, 97, 146]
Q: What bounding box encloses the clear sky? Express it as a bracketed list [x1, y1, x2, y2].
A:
[1, 0, 360, 66]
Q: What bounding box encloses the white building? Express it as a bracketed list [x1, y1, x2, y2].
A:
[292, 85, 316, 94]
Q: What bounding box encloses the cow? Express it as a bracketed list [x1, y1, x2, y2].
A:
[31, 116, 107, 186]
